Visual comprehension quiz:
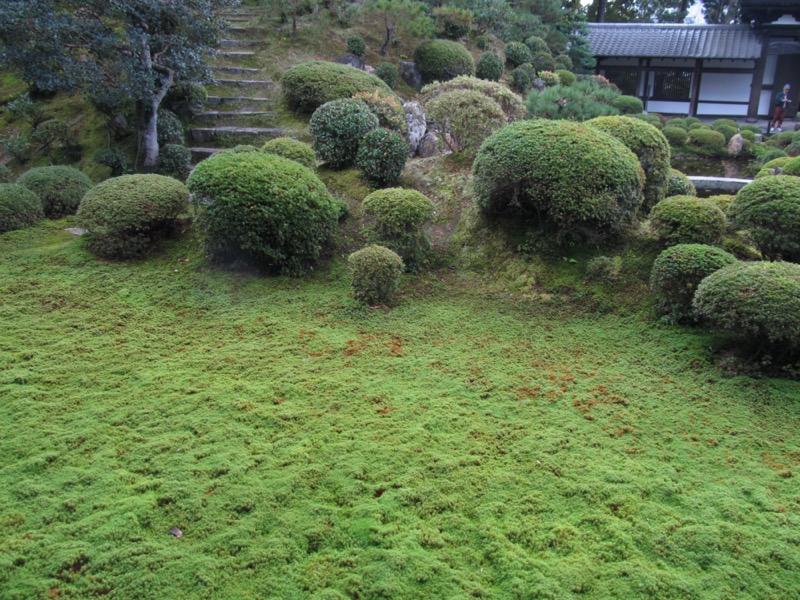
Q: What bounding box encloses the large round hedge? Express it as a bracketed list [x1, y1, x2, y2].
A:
[187, 151, 340, 275]
[356, 128, 409, 186]
[309, 99, 378, 169]
[425, 89, 507, 155]
[475, 52, 504, 81]
[650, 244, 738, 322]
[667, 168, 696, 197]
[420, 76, 525, 121]
[650, 196, 727, 246]
[693, 261, 800, 347]
[413, 40, 474, 84]
[728, 176, 800, 261]
[349, 245, 405, 305]
[688, 128, 726, 156]
[281, 61, 394, 114]
[77, 175, 189, 259]
[17, 166, 93, 218]
[0, 183, 44, 233]
[262, 137, 317, 170]
[471, 119, 644, 240]
[586, 116, 671, 214]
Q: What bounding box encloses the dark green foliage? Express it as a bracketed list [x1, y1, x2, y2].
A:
[766, 131, 793, 148]
[475, 52, 504, 81]
[556, 70, 575, 86]
[586, 116, 671, 213]
[667, 118, 688, 131]
[310, 99, 379, 169]
[0, 163, 11, 183]
[186, 151, 340, 275]
[667, 169, 696, 197]
[0, 183, 43, 233]
[362, 187, 434, 270]
[650, 196, 727, 247]
[524, 35, 550, 55]
[1, 134, 31, 163]
[714, 124, 738, 143]
[651, 244, 737, 322]
[157, 110, 185, 146]
[511, 63, 536, 94]
[688, 129, 726, 156]
[375, 63, 400, 89]
[94, 148, 130, 176]
[475, 34, 489, 50]
[554, 54, 573, 71]
[17, 165, 93, 219]
[784, 141, 800, 157]
[164, 81, 208, 111]
[611, 95, 643, 115]
[356, 128, 409, 186]
[420, 76, 525, 121]
[157, 144, 192, 179]
[29, 118, 70, 152]
[6, 93, 46, 127]
[352, 91, 408, 135]
[531, 52, 555, 72]
[472, 119, 644, 241]
[693, 261, 800, 347]
[425, 89, 507, 154]
[585, 255, 621, 281]
[347, 35, 366, 57]
[663, 126, 689, 147]
[728, 176, 800, 261]
[526, 79, 623, 121]
[413, 40, 475, 84]
[348, 244, 405, 304]
[282, 61, 394, 113]
[262, 137, 317, 170]
[77, 174, 189, 259]
[434, 5, 473, 39]
[504, 41, 532, 67]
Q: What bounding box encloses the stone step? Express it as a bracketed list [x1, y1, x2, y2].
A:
[214, 79, 275, 88]
[215, 51, 256, 58]
[221, 8, 261, 14]
[213, 66, 262, 76]
[190, 126, 283, 143]
[206, 96, 275, 105]
[219, 39, 267, 48]
[194, 110, 275, 119]
[228, 26, 268, 35]
[189, 147, 224, 161]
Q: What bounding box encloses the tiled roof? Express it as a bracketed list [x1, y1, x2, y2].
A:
[586, 24, 763, 60]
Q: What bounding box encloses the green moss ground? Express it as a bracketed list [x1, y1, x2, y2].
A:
[1, 219, 800, 599]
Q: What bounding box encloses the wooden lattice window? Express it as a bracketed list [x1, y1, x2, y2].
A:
[603, 69, 637, 96]
[653, 71, 692, 101]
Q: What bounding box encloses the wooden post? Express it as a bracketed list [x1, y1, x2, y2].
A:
[748, 32, 769, 119]
[689, 59, 703, 116]
[642, 59, 651, 112]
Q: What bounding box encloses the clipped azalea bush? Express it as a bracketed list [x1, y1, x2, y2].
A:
[157, 144, 192, 179]
[650, 244, 737, 322]
[349, 245, 404, 305]
[781, 156, 800, 176]
[667, 168, 696, 197]
[356, 128, 409, 186]
[663, 126, 689, 148]
[17, 165, 93, 218]
[157, 110, 185, 146]
[352, 91, 408, 135]
[556, 70, 576, 87]
[309, 99, 378, 169]
[413, 40, 474, 84]
[650, 196, 727, 246]
[77, 175, 189, 259]
[375, 63, 400, 89]
[554, 54, 573, 71]
[688, 129, 727, 156]
[611, 95, 644, 115]
[524, 36, 550, 55]
[420, 76, 525, 121]
[0, 183, 44, 233]
[531, 52, 555, 72]
[586, 116, 670, 213]
[362, 188, 434, 270]
[425, 89, 507, 154]
[187, 151, 341, 275]
[282, 61, 394, 113]
[475, 52, 504, 81]
[511, 63, 536, 94]
[504, 42, 532, 67]
[346, 35, 366, 57]
[472, 119, 644, 241]
[262, 137, 317, 170]
[728, 175, 800, 261]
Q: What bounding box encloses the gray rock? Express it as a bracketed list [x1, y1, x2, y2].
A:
[417, 132, 451, 158]
[403, 101, 427, 157]
[334, 53, 365, 71]
[727, 133, 745, 157]
[365, 65, 375, 74]
[532, 77, 546, 92]
[400, 61, 423, 91]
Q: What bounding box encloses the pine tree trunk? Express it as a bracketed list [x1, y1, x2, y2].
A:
[142, 101, 160, 170]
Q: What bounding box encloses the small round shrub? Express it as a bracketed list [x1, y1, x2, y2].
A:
[767, 131, 793, 148]
[740, 130, 756, 143]
[434, 6, 473, 40]
[352, 91, 408, 135]
[632, 113, 663, 130]
[667, 169, 695, 197]
[349, 245, 404, 305]
[611, 95, 644, 115]
[537, 71, 559, 87]
[555, 55, 573, 71]
[186, 151, 340, 274]
[157, 144, 192, 178]
[413, 40, 474, 84]
[728, 175, 800, 261]
[714, 124, 738, 143]
[707, 194, 735, 214]
[30, 118, 69, 150]
[524, 36, 550, 55]
[0, 164, 11, 183]
[511, 63, 536, 94]
[420, 76, 525, 121]
[309, 99, 378, 169]
[741, 125, 761, 134]
[262, 137, 317, 170]
[650, 244, 737, 322]
[685, 117, 701, 127]
[761, 148, 787, 164]
[475, 35, 489, 50]
[663, 126, 689, 147]
[77, 175, 189, 259]
[282, 61, 394, 114]
[94, 148, 129, 176]
[712, 118, 738, 130]
[586, 116, 671, 213]
[0, 183, 43, 233]
[476, 52, 504, 81]
[755, 156, 791, 178]
[504, 42, 532, 67]
[165, 82, 208, 109]
[225, 145, 260, 154]
[17, 166, 93, 218]
[157, 110, 185, 146]
[472, 119, 644, 240]
[356, 128, 409, 186]
[667, 118, 688, 131]
[425, 89, 506, 154]
[781, 156, 800, 176]
[556, 70, 575, 87]
[346, 35, 366, 57]
[650, 196, 727, 246]
[688, 129, 726, 156]
[531, 52, 555, 73]
[375, 63, 400, 89]
[784, 141, 800, 156]
[688, 122, 705, 130]
[362, 188, 434, 270]
[693, 261, 800, 347]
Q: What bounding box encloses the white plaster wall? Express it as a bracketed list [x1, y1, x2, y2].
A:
[696, 103, 748, 116]
[698, 73, 752, 102]
[763, 55, 777, 86]
[646, 100, 690, 114]
[760, 90, 774, 115]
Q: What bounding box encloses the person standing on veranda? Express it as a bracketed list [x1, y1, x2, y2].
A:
[771, 84, 792, 132]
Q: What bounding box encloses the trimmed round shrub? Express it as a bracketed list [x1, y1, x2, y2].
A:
[714, 124, 738, 143]
[650, 196, 727, 246]
[77, 175, 189, 259]
[782, 156, 800, 176]
[356, 128, 409, 186]
[504, 42, 532, 67]
[740, 129, 756, 143]
[0, 183, 44, 233]
[767, 131, 793, 148]
[425, 89, 506, 154]
[349, 245, 404, 305]
[556, 70, 575, 87]
[755, 156, 791, 178]
[224, 145, 260, 154]
[784, 141, 800, 156]
[667, 118, 688, 131]
[375, 63, 400, 89]
[157, 144, 192, 178]
[511, 63, 536, 94]
[94, 148, 129, 176]
[282, 61, 394, 114]
[554, 54, 573, 71]
[524, 36, 550, 55]
[537, 71, 559, 87]
[352, 91, 407, 135]
[420, 76, 525, 121]
[164, 82, 208, 111]
[157, 110, 185, 146]
[475, 35, 489, 50]
[262, 137, 316, 170]
[650, 244, 737, 322]
[688, 129, 726, 156]
[434, 6, 473, 40]
[632, 113, 663, 130]
[472, 119, 644, 240]
[712, 118, 738, 130]
[309, 99, 378, 169]
[586, 116, 671, 213]
[688, 122, 705, 130]
[728, 175, 800, 261]
[17, 166, 93, 219]
[667, 168, 696, 197]
[0, 163, 11, 183]
[707, 194, 735, 214]
[346, 35, 366, 57]
[362, 188, 434, 270]
[663, 125, 689, 147]
[693, 261, 800, 347]
[413, 40, 474, 84]
[531, 52, 555, 73]
[476, 52, 504, 81]
[685, 117, 701, 127]
[611, 95, 644, 115]
[186, 151, 340, 274]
